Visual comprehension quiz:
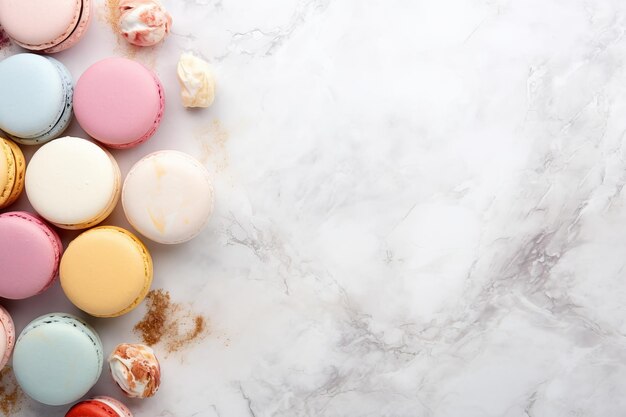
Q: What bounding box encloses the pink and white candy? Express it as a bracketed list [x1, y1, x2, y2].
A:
[118, 0, 172, 47]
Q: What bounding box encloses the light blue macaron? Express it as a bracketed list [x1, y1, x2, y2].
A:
[0, 53, 73, 145]
[13, 313, 103, 406]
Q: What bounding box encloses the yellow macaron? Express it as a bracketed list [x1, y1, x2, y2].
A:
[60, 226, 153, 318]
[0, 137, 25, 209]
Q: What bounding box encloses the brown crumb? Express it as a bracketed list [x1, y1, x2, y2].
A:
[134, 289, 170, 346]
[0, 28, 10, 49]
[105, 0, 121, 32]
[167, 316, 207, 353]
[103, 0, 159, 65]
[0, 368, 22, 416]
[103, 0, 138, 58]
[134, 289, 209, 353]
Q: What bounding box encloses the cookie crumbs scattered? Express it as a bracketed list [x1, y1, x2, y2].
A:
[167, 316, 207, 353]
[134, 289, 209, 353]
[0, 368, 22, 416]
[134, 289, 170, 346]
[0, 28, 10, 49]
[104, 0, 159, 63]
[105, 0, 121, 32]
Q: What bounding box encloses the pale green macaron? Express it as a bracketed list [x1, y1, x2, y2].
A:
[13, 313, 103, 406]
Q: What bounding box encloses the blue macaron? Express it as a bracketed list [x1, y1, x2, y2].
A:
[0, 53, 73, 145]
[13, 313, 103, 406]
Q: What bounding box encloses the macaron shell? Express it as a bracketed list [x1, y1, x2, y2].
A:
[66, 397, 132, 417]
[13, 313, 103, 406]
[46, 148, 122, 230]
[0, 0, 81, 50]
[2, 139, 25, 207]
[60, 227, 153, 317]
[0, 212, 62, 299]
[0, 139, 15, 207]
[74, 57, 164, 148]
[10, 57, 74, 145]
[81, 149, 122, 228]
[66, 402, 120, 417]
[94, 396, 133, 417]
[123, 151, 214, 244]
[45, 0, 92, 53]
[0, 305, 15, 370]
[0, 327, 6, 368]
[25, 137, 120, 229]
[132, 69, 165, 148]
[0, 54, 71, 144]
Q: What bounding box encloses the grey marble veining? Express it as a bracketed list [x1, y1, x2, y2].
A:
[3, 0, 626, 416]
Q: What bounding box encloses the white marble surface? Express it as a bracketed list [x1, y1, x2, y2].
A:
[2, 0, 626, 415]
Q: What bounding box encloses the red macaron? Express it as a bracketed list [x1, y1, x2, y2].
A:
[66, 396, 133, 417]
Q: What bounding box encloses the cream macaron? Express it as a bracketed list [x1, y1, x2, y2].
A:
[122, 151, 214, 244]
[25, 137, 121, 229]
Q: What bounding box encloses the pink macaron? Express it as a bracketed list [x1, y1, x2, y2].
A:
[0, 305, 14, 370]
[0, 212, 62, 299]
[74, 57, 165, 149]
[0, 0, 92, 53]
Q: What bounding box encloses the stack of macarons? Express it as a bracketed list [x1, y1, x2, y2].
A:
[0, 0, 216, 414]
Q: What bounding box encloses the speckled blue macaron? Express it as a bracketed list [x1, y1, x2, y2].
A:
[13, 313, 103, 406]
[0, 53, 73, 145]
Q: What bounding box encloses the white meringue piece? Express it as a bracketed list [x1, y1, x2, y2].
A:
[177, 52, 216, 108]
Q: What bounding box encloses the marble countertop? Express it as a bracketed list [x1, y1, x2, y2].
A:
[2, 0, 626, 416]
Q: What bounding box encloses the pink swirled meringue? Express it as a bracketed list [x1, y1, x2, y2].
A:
[118, 0, 172, 47]
[109, 343, 161, 398]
